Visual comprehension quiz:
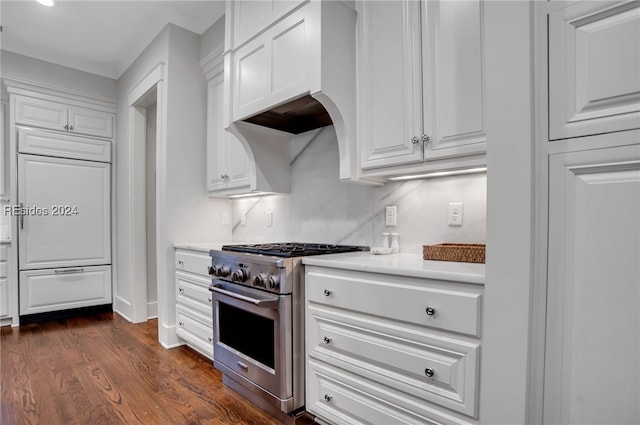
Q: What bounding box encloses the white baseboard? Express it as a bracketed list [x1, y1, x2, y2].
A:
[114, 296, 133, 322]
[147, 301, 158, 319]
[159, 322, 181, 348]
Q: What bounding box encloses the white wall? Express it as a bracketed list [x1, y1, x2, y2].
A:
[232, 126, 487, 251]
[116, 24, 232, 343]
[1, 50, 117, 101]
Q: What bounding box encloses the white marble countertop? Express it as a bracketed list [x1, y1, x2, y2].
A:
[173, 242, 227, 253]
[302, 252, 485, 284]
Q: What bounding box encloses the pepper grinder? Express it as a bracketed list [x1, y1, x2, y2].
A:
[390, 233, 399, 253]
[382, 232, 390, 248]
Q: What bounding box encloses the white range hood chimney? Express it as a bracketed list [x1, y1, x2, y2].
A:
[223, 0, 357, 194]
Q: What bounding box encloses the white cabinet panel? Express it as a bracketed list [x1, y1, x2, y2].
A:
[1, 103, 7, 200]
[18, 128, 111, 163]
[271, 19, 307, 95]
[176, 272, 213, 318]
[549, 1, 640, 140]
[19, 265, 111, 315]
[231, 0, 307, 49]
[0, 278, 8, 318]
[176, 305, 214, 360]
[424, 0, 486, 151]
[68, 107, 114, 139]
[235, 42, 271, 117]
[545, 143, 640, 424]
[15, 96, 68, 132]
[18, 154, 111, 270]
[175, 249, 212, 277]
[358, 0, 423, 170]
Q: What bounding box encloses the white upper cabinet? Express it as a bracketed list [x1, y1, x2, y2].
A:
[205, 70, 251, 196]
[358, 0, 487, 177]
[548, 1, 640, 140]
[1, 103, 7, 201]
[15, 96, 114, 139]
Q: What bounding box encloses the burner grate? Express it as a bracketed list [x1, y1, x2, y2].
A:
[221, 243, 368, 257]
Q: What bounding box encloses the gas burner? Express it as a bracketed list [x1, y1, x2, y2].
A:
[221, 242, 368, 258]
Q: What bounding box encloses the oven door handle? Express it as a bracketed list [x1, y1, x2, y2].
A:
[209, 284, 280, 309]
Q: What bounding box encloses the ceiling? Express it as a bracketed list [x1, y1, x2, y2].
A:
[0, 0, 226, 80]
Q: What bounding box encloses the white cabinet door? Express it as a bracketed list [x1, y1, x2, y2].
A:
[68, 107, 114, 139]
[18, 154, 111, 270]
[549, 1, 640, 140]
[423, 0, 486, 154]
[15, 96, 68, 133]
[0, 103, 7, 200]
[358, 0, 423, 170]
[206, 73, 251, 195]
[544, 141, 640, 424]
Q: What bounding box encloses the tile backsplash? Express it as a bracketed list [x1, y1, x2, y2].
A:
[231, 126, 486, 254]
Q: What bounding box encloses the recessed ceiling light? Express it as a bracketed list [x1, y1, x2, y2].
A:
[36, 0, 55, 6]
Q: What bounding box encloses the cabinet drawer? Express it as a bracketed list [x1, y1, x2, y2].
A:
[306, 268, 482, 337]
[0, 262, 6, 279]
[307, 358, 473, 425]
[0, 278, 8, 317]
[18, 127, 111, 162]
[0, 246, 7, 261]
[176, 272, 212, 317]
[176, 305, 214, 359]
[15, 96, 68, 132]
[19, 265, 111, 315]
[307, 304, 479, 417]
[175, 249, 211, 277]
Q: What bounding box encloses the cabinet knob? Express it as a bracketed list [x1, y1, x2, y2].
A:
[64, 124, 69, 130]
[425, 306, 436, 316]
[178, 287, 184, 293]
[323, 289, 332, 297]
[323, 336, 332, 345]
[411, 136, 420, 144]
[323, 394, 332, 402]
[178, 321, 184, 327]
[178, 260, 184, 266]
[208, 298, 212, 303]
[425, 368, 435, 378]
[208, 337, 213, 343]
[69, 125, 74, 131]
[422, 134, 430, 144]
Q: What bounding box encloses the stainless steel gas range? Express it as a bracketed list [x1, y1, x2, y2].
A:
[208, 243, 367, 420]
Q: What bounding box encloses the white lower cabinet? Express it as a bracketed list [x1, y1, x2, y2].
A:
[1, 245, 9, 320]
[305, 266, 483, 424]
[174, 248, 214, 359]
[19, 265, 111, 315]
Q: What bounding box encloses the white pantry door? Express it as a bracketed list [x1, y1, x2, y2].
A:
[544, 142, 640, 424]
[18, 154, 111, 270]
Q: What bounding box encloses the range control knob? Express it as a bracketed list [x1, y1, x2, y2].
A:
[231, 268, 249, 282]
[268, 275, 280, 290]
[213, 265, 230, 277]
[253, 273, 267, 287]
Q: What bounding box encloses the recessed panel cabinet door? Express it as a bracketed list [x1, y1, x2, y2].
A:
[549, 1, 640, 140]
[545, 141, 640, 424]
[358, 0, 423, 170]
[18, 154, 111, 270]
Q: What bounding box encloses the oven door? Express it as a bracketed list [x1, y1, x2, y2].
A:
[210, 279, 292, 401]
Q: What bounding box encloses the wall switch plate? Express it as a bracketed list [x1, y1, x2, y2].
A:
[240, 211, 246, 226]
[448, 203, 463, 226]
[385, 205, 398, 226]
[222, 212, 230, 225]
[266, 211, 273, 227]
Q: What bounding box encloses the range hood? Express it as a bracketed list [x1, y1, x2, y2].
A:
[223, 0, 359, 194]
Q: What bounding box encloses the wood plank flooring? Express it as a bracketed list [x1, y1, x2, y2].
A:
[0, 312, 313, 425]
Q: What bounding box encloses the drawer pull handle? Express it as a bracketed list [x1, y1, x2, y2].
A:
[323, 289, 332, 297]
[425, 306, 436, 316]
[178, 321, 184, 327]
[237, 361, 249, 371]
[55, 268, 85, 274]
[323, 394, 332, 402]
[323, 336, 332, 345]
[425, 368, 435, 378]
[178, 260, 184, 266]
[178, 288, 184, 293]
[208, 298, 212, 303]
[208, 337, 213, 343]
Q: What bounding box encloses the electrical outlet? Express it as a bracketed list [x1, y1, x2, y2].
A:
[222, 212, 230, 225]
[240, 211, 246, 226]
[266, 211, 273, 227]
[385, 205, 398, 226]
[448, 203, 463, 226]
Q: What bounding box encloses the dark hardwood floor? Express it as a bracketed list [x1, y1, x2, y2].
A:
[1, 312, 313, 425]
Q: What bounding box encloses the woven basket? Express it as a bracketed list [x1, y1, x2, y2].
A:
[423, 243, 486, 263]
